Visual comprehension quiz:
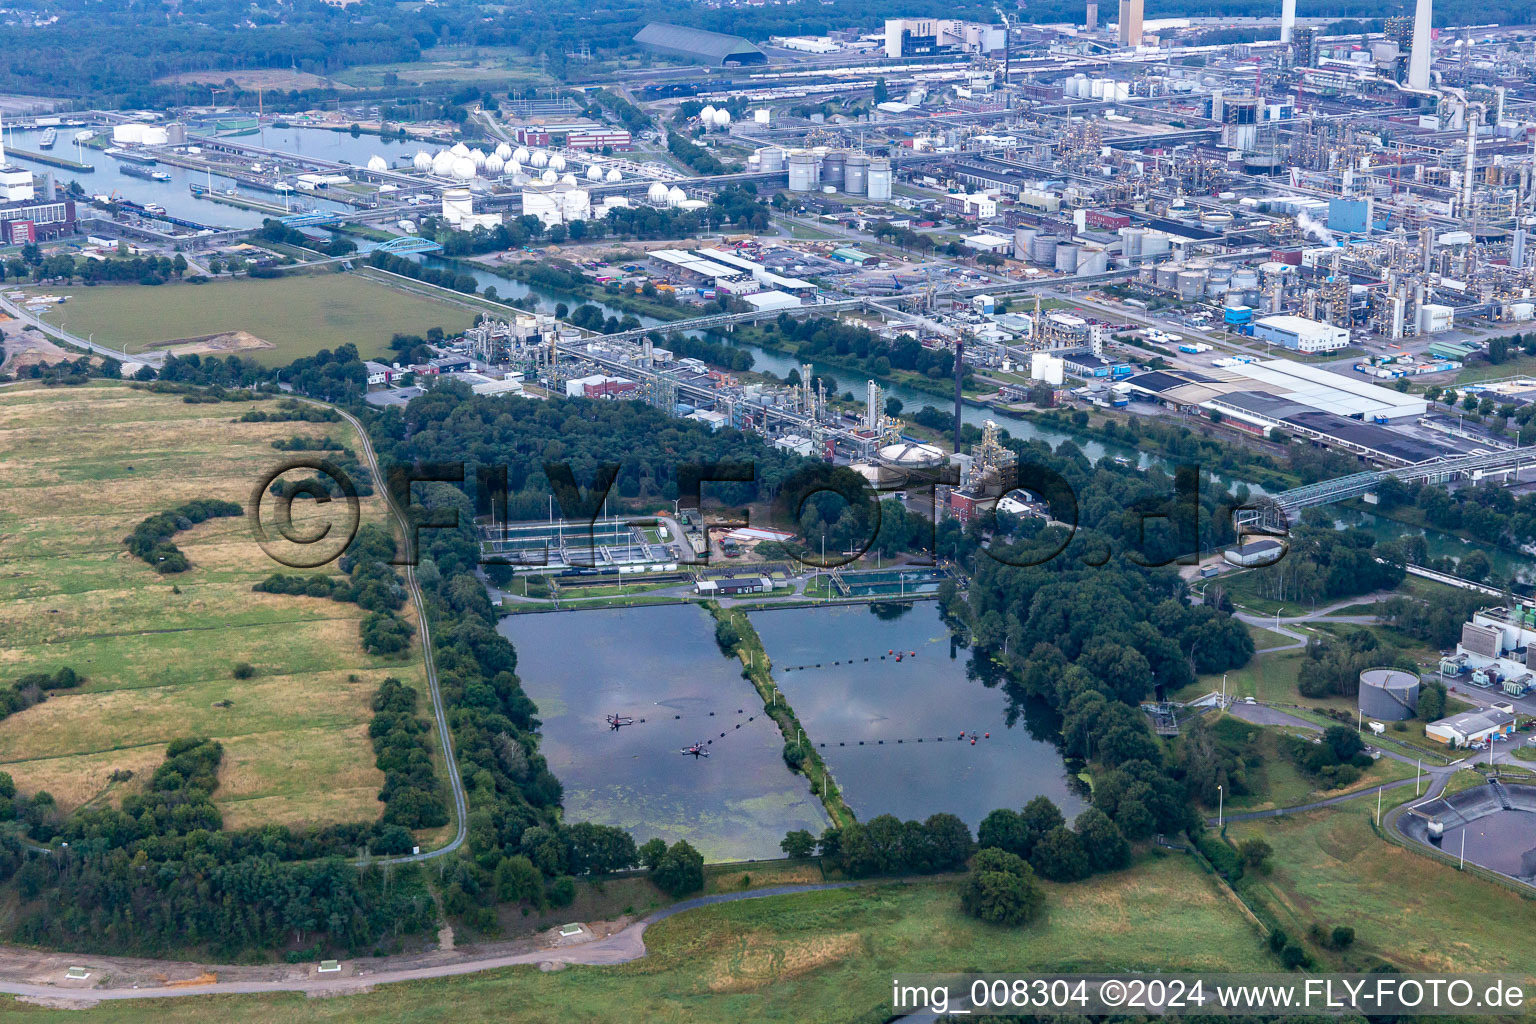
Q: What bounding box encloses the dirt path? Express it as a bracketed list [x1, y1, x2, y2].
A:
[0, 883, 864, 1004]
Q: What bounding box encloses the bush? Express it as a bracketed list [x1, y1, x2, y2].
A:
[231, 662, 256, 680]
[1280, 943, 1309, 970]
[652, 840, 704, 897]
[960, 848, 1046, 926]
[1331, 925, 1355, 949]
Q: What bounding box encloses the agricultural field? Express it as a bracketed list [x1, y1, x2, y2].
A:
[30, 274, 473, 366]
[0, 383, 430, 830]
[5, 854, 1272, 1024]
[331, 47, 553, 89]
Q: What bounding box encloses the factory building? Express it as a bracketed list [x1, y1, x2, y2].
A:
[1425, 708, 1518, 748]
[1253, 314, 1350, 353]
[1116, 0, 1143, 46]
[884, 19, 1005, 59]
[634, 24, 765, 65]
[1443, 606, 1536, 694]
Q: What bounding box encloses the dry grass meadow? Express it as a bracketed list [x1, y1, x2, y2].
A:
[0, 382, 432, 831]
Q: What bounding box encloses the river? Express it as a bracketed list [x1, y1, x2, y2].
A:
[750, 602, 1086, 830]
[4, 124, 417, 230]
[496, 604, 828, 862]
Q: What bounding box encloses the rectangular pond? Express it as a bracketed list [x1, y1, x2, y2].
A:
[497, 604, 827, 862]
[750, 602, 1086, 830]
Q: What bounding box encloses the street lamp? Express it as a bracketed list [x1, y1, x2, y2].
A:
[1216, 785, 1223, 830]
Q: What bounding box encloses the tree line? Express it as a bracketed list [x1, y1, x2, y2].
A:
[122, 498, 244, 574]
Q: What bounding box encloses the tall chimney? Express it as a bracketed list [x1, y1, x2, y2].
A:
[1407, 0, 1433, 91]
[1461, 112, 1476, 215]
[952, 339, 964, 456]
[1086, 0, 1098, 31]
[1280, 0, 1295, 45]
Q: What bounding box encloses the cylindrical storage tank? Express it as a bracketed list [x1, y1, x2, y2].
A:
[1230, 268, 1260, 292]
[845, 153, 870, 195]
[1176, 269, 1207, 300]
[866, 158, 892, 200]
[1014, 226, 1037, 257]
[788, 151, 817, 193]
[822, 150, 846, 190]
[1054, 244, 1079, 273]
[1031, 236, 1058, 265]
[1358, 669, 1420, 721]
[1078, 249, 1108, 275]
[756, 146, 784, 173]
[1156, 265, 1179, 291]
[1122, 227, 1143, 257]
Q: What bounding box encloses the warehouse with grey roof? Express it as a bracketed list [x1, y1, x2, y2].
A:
[634, 24, 766, 65]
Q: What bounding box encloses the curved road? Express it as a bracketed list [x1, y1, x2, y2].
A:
[0, 294, 162, 367]
[0, 882, 864, 1002]
[328, 401, 469, 864]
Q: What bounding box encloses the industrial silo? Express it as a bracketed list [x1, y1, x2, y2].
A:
[1031, 235, 1058, 265]
[845, 153, 870, 195]
[1054, 244, 1079, 273]
[756, 146, 785, 173]
[822, 150, 846, 190]
[1078, 249, 1108, 275]
[1176, 268, 1207, 300]
[1155, 265, 1180, 291]
[1014, 227, 1038, 259]
[788, 151, 818, 193]
[867, 158, 892, 200]
[1121, 227, 1143, 258]
[1358, 669, 1420, 721]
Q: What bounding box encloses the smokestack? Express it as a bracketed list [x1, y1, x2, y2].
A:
[1407, 0, 1432, 91]
[952, 339, 964, 456]
[1280, 0, 1295, 44]
[1086, 1, 1098, 31]
[1462, 113, 1476, 215]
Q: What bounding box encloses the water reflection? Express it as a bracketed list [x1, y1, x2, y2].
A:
[496, 604, 827, 861]
[751, 603, 1085, 830]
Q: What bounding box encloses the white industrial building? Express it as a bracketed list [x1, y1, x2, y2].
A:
[742, 290, 802, 312]
[441, 187, 504, 231]
[1425, 707, 1518, 747]
[1252, 314, 1350, 353]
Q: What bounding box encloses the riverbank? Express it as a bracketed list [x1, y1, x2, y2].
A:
[707, 602, 856, 830]
[1023, 407, 1299, 490]
[721, 323, 986, 404]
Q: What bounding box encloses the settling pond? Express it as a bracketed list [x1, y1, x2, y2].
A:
[750, 603, 1086, 829]
[496, 604, 827, 861]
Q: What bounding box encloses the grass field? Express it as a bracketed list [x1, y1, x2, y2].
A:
[33, 275, 474, 366]
[1209, 716, 1416, 813]
[0, 383, 432, 831]
[1229, 798, 1536, 976]
[5, 854, 1273, 1023]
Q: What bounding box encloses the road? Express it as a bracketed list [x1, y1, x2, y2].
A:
[328, 401, 469, 865]
[0, 882, 866, 1003]
[0, 293, 163, 368]
[1210, 702, 1461, 825]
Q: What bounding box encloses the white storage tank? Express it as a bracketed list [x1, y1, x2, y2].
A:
[845, 152, 870, 195]
[1078, 249, 1108, 275]
[788, 151, 819, 192]
[1055, 245, 1079, 273]
[1032, 236, 1058, 265]
[756, 147, 785, 173]
[1176, 269, 1208, 300]
[866, 158, 892, 200]
[647, 181, 670, 204]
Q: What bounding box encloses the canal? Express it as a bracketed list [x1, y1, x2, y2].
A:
[750, 602, 1086, 830]
[496, 604, 827, 861]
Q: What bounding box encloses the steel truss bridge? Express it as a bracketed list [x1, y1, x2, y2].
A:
[1237, 447, 1536, 533]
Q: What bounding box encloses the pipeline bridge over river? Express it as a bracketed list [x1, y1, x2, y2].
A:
[1238, 446, 1536, 533]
